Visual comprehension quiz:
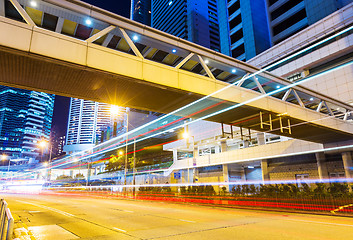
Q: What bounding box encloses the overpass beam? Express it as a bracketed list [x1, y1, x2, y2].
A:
[9, 0, 35, 26]
[86, 25, 116, 43]
[0, 0, 5, 17]
[316, 152, 329, 181]
[55, 17, 64, 33]
[118, 28, 143, 58]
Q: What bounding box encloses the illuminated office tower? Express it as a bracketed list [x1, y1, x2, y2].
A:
[0, 86, 54, 161]
[227, 0, 352, 60]
[150, 0, 229, 54]
[131, 0, 152, 26]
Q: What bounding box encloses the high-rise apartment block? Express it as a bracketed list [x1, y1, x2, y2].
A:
[0, 86, 54, 160]
[63, 98, 125, 154]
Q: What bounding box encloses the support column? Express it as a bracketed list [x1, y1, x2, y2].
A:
[0, 0, 5, 17]
[243, 140, 250, 148]
[261, 159, 270, 182]
[220, 140, 227, 152]
[257, 132, 265, 145]
[342, 152, 353, 180]
[316, 152, 329, 180]
[193, 145, 198, 157]
[172, 149, 178, 163]
[222, 164, 229, 191]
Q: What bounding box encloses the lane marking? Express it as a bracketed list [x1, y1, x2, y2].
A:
[16, 200, 74, 217]
[113, 227, 127, 232]
[123, 210, 134, 213]
[288, 219, 353, 227]
[179, 219, 196, 223]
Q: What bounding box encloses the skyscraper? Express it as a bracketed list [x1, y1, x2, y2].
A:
[63, 99, 125, 154]
[150, 0, 229, 54]
[0, 86, 54, 160]
[227, 0, 352, 60]
[131, 0, 152, 26]
[135, 0, 352, 61]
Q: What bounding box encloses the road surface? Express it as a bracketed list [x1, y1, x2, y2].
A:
[2, 192, 353, 240]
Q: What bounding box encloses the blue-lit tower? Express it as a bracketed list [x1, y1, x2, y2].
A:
[131, 0, 152, 26]
[0, 86, 54, 161]
[151, 0, 230, 54]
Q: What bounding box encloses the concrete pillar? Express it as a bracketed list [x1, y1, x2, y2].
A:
[172, 149, 178, 163]
[220, 140, 227, 152]
[261, 159, 270, 182]
[316, 152, 329, 180]
[193, 145, 198, 157]
[0, 0, 5, 17]
[223, 164, 229, 191]
[193, 168, 199, 183]
[342, 152, 353, 180]
[243, 140, 250, 148]
[257, 132, 265, 145]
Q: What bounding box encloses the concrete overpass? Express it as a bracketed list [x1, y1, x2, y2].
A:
[0, 0, 353, 144]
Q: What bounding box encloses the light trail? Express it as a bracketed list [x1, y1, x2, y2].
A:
[6, 26, 353, 179]
[49, 23, 353, 167]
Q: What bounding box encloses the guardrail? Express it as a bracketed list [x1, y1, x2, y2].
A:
[0, 199, 13, 240]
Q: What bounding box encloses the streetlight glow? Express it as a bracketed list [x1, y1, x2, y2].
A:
[182, 131, 190, 139]
[118, 150, 124, 156]
[1, 154, 7, 161]
[110, 105, 120, 115]
[38, 140, 48, 148]
[30, 1, 37, 7]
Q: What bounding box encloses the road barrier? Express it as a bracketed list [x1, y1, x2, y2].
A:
[0, 199, 14, 240]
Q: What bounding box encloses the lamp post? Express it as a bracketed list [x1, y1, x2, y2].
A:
[124, 108, 129, 191]
[38, 139, 52, 181]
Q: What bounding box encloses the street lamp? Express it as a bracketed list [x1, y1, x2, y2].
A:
[110, 106, 130, 192]
[38, 139, 53, 181]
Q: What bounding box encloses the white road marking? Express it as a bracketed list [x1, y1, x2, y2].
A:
[123, 210, 134, 213]
[179, 219, 196, 223]
[16, 200, 74, 217]
[28, 211, 41, 213]
[288, 219, 353, 227]
[113, 227, 127, 232]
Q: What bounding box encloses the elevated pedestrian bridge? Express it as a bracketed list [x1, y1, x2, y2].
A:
[1, 0, 353, 144]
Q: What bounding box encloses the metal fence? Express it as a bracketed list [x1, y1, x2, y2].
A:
[46, 181, 353, 216]
[0, 199, 13, 240]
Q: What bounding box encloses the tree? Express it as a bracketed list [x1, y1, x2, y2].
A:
[105, 154, 125, 172]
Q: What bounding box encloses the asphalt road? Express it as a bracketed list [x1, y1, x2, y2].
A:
[2, 192, 353, 240]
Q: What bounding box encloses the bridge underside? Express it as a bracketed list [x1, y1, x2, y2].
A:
[1, 46, 352, 144]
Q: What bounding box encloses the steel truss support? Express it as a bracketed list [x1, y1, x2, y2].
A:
[279, 117, 291, 134]
[260, 112, 272, 131]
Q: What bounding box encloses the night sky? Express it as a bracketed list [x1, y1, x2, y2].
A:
[51, 0, 131, 137]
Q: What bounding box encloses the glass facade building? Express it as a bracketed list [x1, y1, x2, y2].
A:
[227, 0, 353, 60]
[150, 0, 229, 53]
[0, 86, 54, 160]
[133, 0, 353, 61]
[131, 0, 152, 26]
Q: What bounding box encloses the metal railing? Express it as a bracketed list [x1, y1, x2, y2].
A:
[0, 199, 13, 240]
